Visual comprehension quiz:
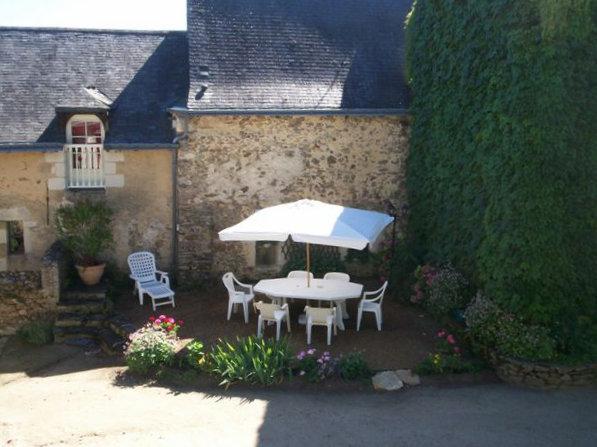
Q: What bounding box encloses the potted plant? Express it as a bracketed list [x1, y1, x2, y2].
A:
[55, 200, 113, 286]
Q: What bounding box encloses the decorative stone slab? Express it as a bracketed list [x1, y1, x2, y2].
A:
[372, 371, 404, 391]
[395, 369, 421, 386]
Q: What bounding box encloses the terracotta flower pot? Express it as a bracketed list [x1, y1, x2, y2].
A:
[75, 263, 105, 286]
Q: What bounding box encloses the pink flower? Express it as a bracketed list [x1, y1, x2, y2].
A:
[437, 330, 446, 338]
[158, 315, 166, 320]
[167, 317, 175, 324]
[307, 348, 316, 355]
[178, 320, 184, 326]
[446, 334, 456, 345]
[154, 319, 162, 325]
[453, 347, 461, 354]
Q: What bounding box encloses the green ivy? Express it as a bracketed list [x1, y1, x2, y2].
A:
[406, 0, 596, 358]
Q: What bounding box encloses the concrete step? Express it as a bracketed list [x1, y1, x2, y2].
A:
[62, 282, 107, 302]
[53, 326, 99, 343]
[54, 313, 105, 328]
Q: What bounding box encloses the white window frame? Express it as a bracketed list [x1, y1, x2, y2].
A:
[66, 114, 105, 144]
[65, 114, 105, 189]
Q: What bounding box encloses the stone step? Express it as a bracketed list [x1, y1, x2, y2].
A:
[57, 298, 111, 314]
[105, 314, 136, 339]
[98, 328, 126, 356]
[53, 326, 99, 343]
[54, 313, 105, 328]
[62, 290, 107, 301]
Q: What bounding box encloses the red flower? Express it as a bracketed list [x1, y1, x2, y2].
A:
[166, 326, 173, 332]
[453, 347, 461, 354]
[437, 330, 446, 338]
[148, 316, 155, 322]
[178, 320, 184, 326]
[446, 334, 456, 345]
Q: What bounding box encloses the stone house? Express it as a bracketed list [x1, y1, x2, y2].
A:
[0, 0, 412, 324]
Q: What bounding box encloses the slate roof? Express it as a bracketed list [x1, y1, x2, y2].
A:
[0, 28, 188, 147]
[186, 0, 412, 112]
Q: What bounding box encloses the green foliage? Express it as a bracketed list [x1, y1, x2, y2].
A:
[208, 336, 292, 387]
[124, 326, 177, 375]
[280, 245, 346, 279]
[55, 200, 113, 266]
[337, 352, 372, 381]
[185, 340, 207, 370]
[17, 320, 54, 345]
[406, 0, 597, 358]
[465, 293, 557, 361]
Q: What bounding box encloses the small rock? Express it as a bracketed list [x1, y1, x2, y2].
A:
[372, 371, 404, 391]
[395, 369, 421, 386]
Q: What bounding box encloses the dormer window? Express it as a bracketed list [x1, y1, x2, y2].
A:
[65, 114, 105, 188]
[66, 114, 104, 144]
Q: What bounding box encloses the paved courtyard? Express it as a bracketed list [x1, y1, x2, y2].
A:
[1, 350, 595, 446]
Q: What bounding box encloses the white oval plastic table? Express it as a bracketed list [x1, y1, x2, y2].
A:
[254, 278, 364, 330]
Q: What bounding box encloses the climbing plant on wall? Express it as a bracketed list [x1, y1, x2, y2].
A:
[406, 0, 596, 358]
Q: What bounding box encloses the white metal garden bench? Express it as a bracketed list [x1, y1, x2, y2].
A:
[127, 251, 175, 311]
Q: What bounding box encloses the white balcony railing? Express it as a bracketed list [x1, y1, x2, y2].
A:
[65, 144, 104, 188]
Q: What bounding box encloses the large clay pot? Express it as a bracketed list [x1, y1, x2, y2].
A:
[75, 263, 105, 286]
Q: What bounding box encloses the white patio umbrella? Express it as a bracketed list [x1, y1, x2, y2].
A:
[218, 199, 394, 286]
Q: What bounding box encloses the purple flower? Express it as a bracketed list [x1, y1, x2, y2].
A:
[307, 348, 316, 355]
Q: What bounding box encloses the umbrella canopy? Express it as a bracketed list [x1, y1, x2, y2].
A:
[218, 199, 394, 250]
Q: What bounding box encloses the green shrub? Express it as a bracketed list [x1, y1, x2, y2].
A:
[406, 0, 596, 359]
[338, 352, 371, 381]
[411, 264, 469, 317]
[465, 293, 556, 361]
[280, 243, 346, 278]
[185, 339, 207, 370]
[124, 326, 177, 375]
[294, 348, 337, 383]
[208, 336, 292, 387]
[55, 200, 113, 266]
[17, 320, 54, 345]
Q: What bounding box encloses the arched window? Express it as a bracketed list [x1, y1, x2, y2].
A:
[66, 114, 104, 144]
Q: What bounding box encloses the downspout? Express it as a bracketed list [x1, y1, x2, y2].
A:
[171, 114, 189, 285]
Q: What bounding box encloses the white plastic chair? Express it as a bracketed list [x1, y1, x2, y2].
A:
[254, 301, 291, 341]
[282, 270, 315, 304]
[222, 272, 255, 323]
[322, 272, 350, 311]
[127, 251, 175, 311]
[356, 281, 388, 331]
[305, 305, 337, 346]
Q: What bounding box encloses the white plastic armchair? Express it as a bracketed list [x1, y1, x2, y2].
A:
[356, 281, 388, 331]
[287, 270, 314, 280]
[254, 301, 291, 341]
[305, 305, 337, 346]
[322, 272, 350, 311]
[127, 251, 175, 310]
[222, 272, 255, 323]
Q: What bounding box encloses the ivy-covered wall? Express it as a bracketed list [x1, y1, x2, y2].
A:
[406, 0, 596, 356]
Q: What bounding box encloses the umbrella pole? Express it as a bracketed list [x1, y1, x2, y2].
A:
[306, 242, 311, 287]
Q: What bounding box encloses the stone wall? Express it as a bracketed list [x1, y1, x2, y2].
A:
[0, 242, 65, 335]
[490, 353, 597, 389]
[176, 114, 409, 281]
[0, 149, 173, 273]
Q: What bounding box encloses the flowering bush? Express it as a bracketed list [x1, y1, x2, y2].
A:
[124, 325, 177, 375]
[148, 314, 184, 335]
[295, 348, 337, 383]
[465, 292, 556, 361]
[415, 330, 483, 375]
[411, 264, 469, 317]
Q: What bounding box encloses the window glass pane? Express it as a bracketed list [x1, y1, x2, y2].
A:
[71, 121, 86, 136]
[256, 242, 278, 266]
[87, 122, 101, 136]
[8, 221, 24, 255]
